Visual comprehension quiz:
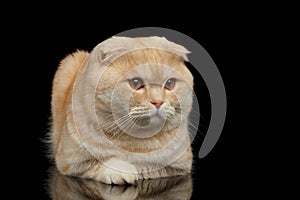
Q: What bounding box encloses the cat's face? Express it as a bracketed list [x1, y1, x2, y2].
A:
[96, 49, 193, 138]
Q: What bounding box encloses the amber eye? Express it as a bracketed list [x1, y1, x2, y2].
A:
[165, 78, 176, 90]
[128, 78, 144, 90]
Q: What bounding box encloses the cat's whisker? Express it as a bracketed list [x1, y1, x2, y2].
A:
[133, 116, 142, 124]
[130, 112, 148, 117]
[174, 106, 203, 116]
[188, 118, 208, 133]
[108, 124, 129, 140]
[119, 118, 138, 138]
[102, 116, 128, 131]
[105, 119, 130, 134]
[110, 112, 132, 121]
[102, 109, 132, 120]
[165, 116, 181, 129]
[103, 115, 132, 133]
[133, 114, 150, 119]
[130, 106, 148, 112]
[130, 109, 148, 113]
[173, 105, 190, 109]
[129, 111, 149, 119]
[188, 121, 200, 131]
[110, 117, 138, 141]
[116, 117, 135, 132]
[188, 121, 207, 137]
[164, 107, 176, 117]
[173, 106, 208, 123]
[188, 127, 206, 139]
[189, 118, 207, 129]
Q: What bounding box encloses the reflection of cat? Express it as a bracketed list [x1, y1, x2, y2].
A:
[47, 168, 193, 200]
[48, 36, 194, 184]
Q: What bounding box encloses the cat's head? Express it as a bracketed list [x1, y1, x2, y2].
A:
[94, 37, 193, 138]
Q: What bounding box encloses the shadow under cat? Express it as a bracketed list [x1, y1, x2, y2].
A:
[47, 168, 193, 200]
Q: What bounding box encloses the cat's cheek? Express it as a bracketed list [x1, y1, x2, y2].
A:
[148, 107, 157, 116]
[129, 92, 147, 107]
[157, 110, 168, 120]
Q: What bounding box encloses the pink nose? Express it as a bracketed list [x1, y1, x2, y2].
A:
[151, 101, 164, 109]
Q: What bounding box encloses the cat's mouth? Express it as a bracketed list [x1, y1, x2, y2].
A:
[106, 106, 179, 138]
[130, 111, 165, 127]
[134, 116, 151, 127]
[129, 106, 176, 128]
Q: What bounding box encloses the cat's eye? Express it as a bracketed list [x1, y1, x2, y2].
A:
[164, 78, 176, 90]
[128, 78, 144, 90]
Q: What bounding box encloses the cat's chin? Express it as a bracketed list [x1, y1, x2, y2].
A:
[151, 114, 167, 123]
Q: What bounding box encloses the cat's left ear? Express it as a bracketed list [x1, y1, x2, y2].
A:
[161, 37, 191, 61]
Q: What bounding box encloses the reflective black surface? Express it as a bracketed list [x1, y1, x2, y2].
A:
[47, 168, 193, 200]
[32, 154, 239, 199]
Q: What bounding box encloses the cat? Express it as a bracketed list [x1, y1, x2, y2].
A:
[48, 36, 194, 184]
[47, 167, 193, 200]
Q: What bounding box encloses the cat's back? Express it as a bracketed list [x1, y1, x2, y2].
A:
[50, 50, 89, 152]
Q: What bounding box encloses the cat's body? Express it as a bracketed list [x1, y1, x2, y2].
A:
[49, 36, 194, 184]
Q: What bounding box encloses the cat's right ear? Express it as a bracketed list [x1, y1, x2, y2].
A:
[97, 48, 126, 65]
[98, 49, 107, 62]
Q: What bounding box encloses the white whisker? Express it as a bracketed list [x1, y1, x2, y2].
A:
[110, 117, 138, 141]
[103, 114, 132, 133]
[129, 106, 149, 119]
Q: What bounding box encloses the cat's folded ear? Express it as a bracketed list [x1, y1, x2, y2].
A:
[93, 36, 191, 65]
[159, 36, 191, 61]
[97, 48, 127, 65]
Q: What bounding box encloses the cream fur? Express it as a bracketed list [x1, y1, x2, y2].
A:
[49, 36, 194, 184]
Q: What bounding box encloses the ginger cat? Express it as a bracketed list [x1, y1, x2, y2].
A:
[48, 36, 194, 184]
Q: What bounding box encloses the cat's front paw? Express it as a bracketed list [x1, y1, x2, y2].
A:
[100, 185, 138, 200]
[98, 158, 138, 185]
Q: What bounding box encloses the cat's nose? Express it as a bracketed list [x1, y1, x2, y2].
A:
[151, 101, 164, 110]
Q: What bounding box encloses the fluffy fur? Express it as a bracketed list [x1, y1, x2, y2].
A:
[48, 36, 194, 184]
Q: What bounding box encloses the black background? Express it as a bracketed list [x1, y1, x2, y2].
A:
[5, 4, 284, 199]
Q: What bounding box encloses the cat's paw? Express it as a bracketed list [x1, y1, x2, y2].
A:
[100, 185, 138, 200]
[98, 158, 139, 185]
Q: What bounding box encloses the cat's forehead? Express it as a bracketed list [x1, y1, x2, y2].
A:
[126, 63, 179, 83]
